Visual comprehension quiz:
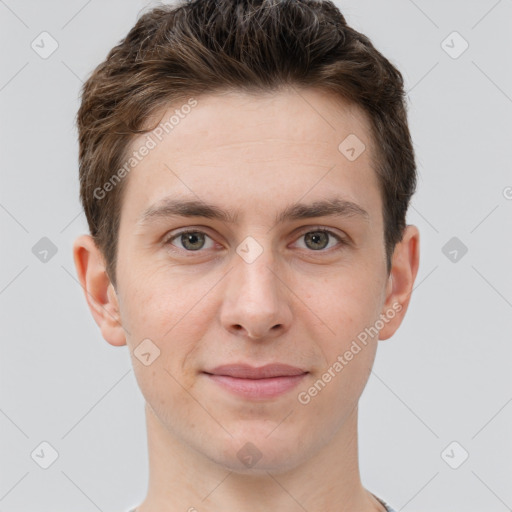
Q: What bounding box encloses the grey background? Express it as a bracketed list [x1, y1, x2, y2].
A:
[1, 0, 511, 511]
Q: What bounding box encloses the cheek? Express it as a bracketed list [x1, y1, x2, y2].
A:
[119, 261, 202, 337]
[121, 275, 205, 424]
[131, 354, 201, 435]
[119, 267, 214, 387]
[304, 270, 384, 394]
[299, 287, 380, 419]
[318, 270, 384, 340]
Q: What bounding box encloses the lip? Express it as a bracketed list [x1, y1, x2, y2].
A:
[203, 364, 308, 400]
[205, 363, 307, 379]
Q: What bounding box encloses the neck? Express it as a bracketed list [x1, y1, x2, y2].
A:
[135, 403, 385, 512]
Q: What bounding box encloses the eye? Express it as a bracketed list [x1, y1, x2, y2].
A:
[163, 227, 348, 255]
[293, 228, 347, 252]
[165, 229, 215, 252]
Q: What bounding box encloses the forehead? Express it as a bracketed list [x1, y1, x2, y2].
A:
[143, 87, 375, 157]
[119, 87, 381, 226]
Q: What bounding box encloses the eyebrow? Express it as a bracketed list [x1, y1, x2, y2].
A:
[137, 196, 369, 226]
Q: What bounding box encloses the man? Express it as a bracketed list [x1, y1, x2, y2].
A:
[73, 1, 420, 511]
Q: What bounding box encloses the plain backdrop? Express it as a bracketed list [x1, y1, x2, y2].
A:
[1, 0, 511, 511]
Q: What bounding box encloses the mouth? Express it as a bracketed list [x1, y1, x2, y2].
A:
[202, 363, 309, 400]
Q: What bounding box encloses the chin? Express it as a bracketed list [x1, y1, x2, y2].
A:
[210, 428, 308, 475]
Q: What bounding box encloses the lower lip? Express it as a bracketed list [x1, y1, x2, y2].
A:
[204, 373, 308, 400]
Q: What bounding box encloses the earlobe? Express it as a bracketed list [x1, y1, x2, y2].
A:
[379, 225, 420, 341]
[72, 234, 127, 347]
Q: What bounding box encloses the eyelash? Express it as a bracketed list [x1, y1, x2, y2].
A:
[163, 227, 348, 255]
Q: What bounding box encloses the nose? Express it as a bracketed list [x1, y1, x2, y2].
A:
[220, 251, 292, 340]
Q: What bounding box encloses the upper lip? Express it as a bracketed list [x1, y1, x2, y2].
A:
[204, 364, 308, 379]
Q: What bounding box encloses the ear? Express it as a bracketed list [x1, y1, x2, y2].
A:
[379, 225, 420, 340]
[72, 234, 126, 347]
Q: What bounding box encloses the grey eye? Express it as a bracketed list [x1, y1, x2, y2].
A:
[167, 230, 215, 251]
[304, 231, 330, 250]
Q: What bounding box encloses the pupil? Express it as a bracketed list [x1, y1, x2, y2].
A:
[183, 232, 204, 250]
[306, 231, 328, 250]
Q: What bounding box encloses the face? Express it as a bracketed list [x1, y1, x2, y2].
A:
[76, 87, 418, 474]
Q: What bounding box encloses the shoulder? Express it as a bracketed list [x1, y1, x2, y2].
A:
[372, 493, 397, 512]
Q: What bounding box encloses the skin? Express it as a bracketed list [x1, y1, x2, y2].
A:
[74, 87, 419, 512]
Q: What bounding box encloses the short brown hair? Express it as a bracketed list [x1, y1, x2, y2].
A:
[77, 0, 416, 286]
